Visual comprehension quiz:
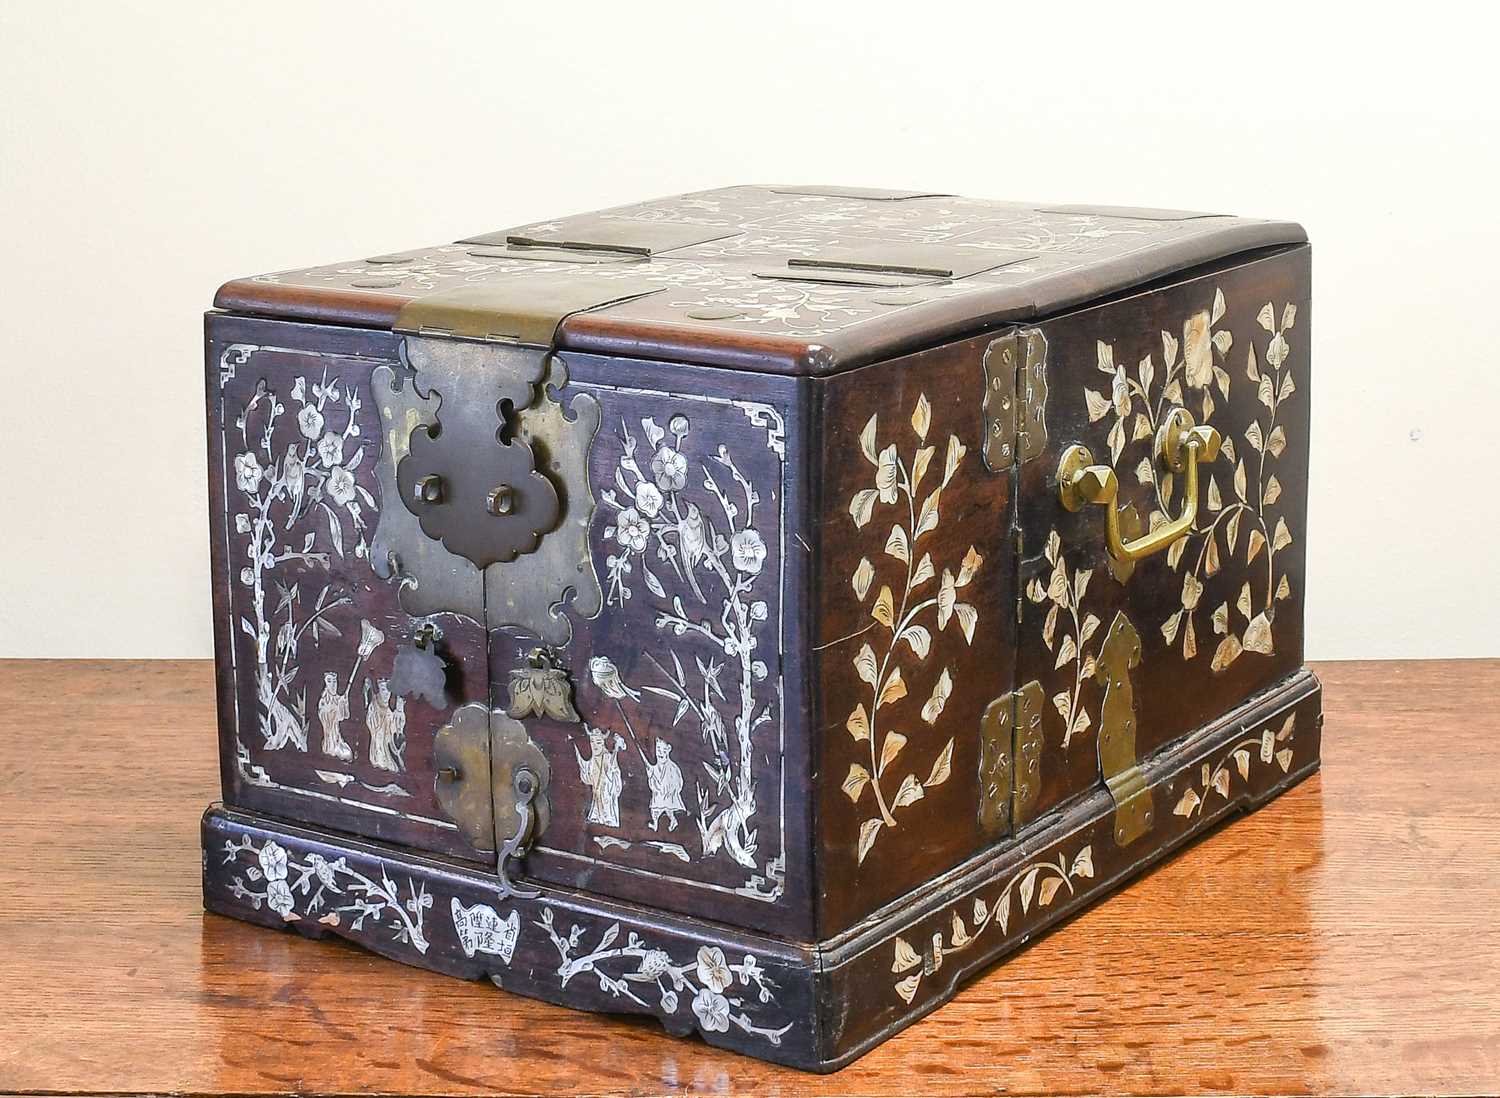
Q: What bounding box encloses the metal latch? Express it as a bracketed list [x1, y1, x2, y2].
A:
[978, 679, 1044, 838]
[461, 218, 738, 257]
[1095, 611, 1154, 846]
[434, 703, 552, 898]
[981, 328, 1049, 472]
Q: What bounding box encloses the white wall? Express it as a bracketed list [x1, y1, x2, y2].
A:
[1, 1, 1496, 660]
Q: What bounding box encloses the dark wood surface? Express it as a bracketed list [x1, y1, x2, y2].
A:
[1, 658, 1497, 1095]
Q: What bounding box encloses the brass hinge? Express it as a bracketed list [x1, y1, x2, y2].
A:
[1094, 611, 1154, 846]
[981, 328, 1049, 472]
[979, 678, 1045, 838]
[392, 272, 661, 346]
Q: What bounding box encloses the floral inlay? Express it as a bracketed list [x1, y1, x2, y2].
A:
[231, 371, 373, 754]
[1084, 290, 1298, 672]
[1025, 529, 1102, 748]
[892, 843, 1094, 1003]
[219, 836, 431, 953]
[1173, 712, 1297, 817]
[536, 907, 792, 1044]
[841, 394, 980, 863]
[596, 414, 777, 882]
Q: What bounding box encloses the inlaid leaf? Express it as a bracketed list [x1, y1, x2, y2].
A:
[1038, 876, 1063, 907]
[995, 893, 1010, 935]
[852, 557, 875, 600]
[1226, 509, 1242, 552]
[1213, 329, 1233, 358]
[1136, 456, 1156, 485]
[1237, 582, 1253, 620]
[1183, 615, 1197, 660]
[1054, 634, 1078, 670]
[855, 644, 879, 686]
[1212, 767, 1232, 798]
[921, 668, 952, 724]
[1045, 529, 1061, 564]
[1181, 572, 1204, 610]
[1277, 714, 1296, 741]
[950, 911, 970, 947]
[846, 703, 870, 743]
[925, 738, 954, 787]
[911, 393, 932, 441]
[860, 414, 879, 464]
[1282, 303, 1297, 330]
[879, 668, 908, 709]
[1275, 748, 1294, 773]
[1211, 634, 1243, 672]
[1108, 417, 1126, 464]
[1019, 867, 1040, 913]
[1244, 421, 1264, 454]
[893, 936, 921, 973]
[1207, 476, 1222, 512]
[1133, 413, 1154, 441]
[1053, 690, 1072, 724]
[1279, 372, 1297, 403]
[1247, 528, 1266, 564]
[1213, 602, 1229, 635]
[885, 524, 910, 563]
[842, 764, 871, 803]
[1161, 611, 1182, 645]
[954, 603, 978, 644]
[1081, 613, 1101, 644]
[873, 585, 895, 629]
[1234, 458, 1248, 502]
[912, 552, 936, 589]
[1214, 362, 1231, 398]
[1276, 574, 1292, 601]
[1261, 728, 1275, 762]
[1159, 332, 1176, 372]
[1164, 378, 1184, 404]
[916, 489, 941, 537]
[936, 570, 958, 630]
[900, 624, 931, 659]
[957, 546, 984, 587]
[1258, 373, 1275, 409]
[1046, 558, 1069, 602]
[1222, 436, 1237, 463]
[1097, 339, 1115, 374]
[1202, 388, 1215, 423]
[1140, 353, 1156, 393]
[850, 488, 879, 528]
[1234, 749, 1252, 780]
[1168, 535, 1187, 569]
[1071, 708, 1091, 738]
[879, 730, 907, 772]
[1246, 344, 1261, 381]
[974, 898, 988, 923]
[1085, 389, 1111, 422]
[1243, 612, 1274, 655]
[893, 773, 925, 808]
[1204, 535, 1221, 578]
[1273, 516, 1293, 552]
[1043, 603, 1059, 649]
[910, 445, 935, 492]
[1267, 425, 1287, 458]
[895, 972, 920, 1003]
[1262, 474, 1281, 507]
[1212, 287, 1227, 324]
[1174, 787, 1201, 817]
[858, 818, 883, 864]
[942, 434, 966, 486]
[1257, 302, 1276, 331]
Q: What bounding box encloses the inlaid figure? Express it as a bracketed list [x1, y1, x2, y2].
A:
[576, 726, 625, 827]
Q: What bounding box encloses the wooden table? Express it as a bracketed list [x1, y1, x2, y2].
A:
[1, 659, 1496, 1096]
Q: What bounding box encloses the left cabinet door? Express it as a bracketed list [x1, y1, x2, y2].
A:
[206, 316, 492, 862]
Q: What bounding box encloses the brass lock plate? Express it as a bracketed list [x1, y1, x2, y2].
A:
[434, 703, 552, 862]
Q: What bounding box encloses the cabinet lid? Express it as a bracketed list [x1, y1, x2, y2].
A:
[214, 185, 1305, 375]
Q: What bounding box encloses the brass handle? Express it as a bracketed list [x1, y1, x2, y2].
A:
[1057, 408, 1221, 563]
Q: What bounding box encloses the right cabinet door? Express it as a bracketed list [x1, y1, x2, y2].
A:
[1014, 246, 1312, 826]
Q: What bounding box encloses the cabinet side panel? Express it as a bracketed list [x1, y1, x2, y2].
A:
[813, 336, 1017, 937]
[1015, 245, 1312, 823]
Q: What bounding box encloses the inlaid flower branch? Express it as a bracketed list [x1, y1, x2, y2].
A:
[892, 843, 1094, 1003]
[220, 836, 430, 953]
[536, 907, 792, 1044]
[1025, 530, 1101, 748]
[840, 394, 981, 864]
[1172, 712, 1296, 817]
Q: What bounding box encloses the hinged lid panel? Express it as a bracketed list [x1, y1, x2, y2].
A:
[216, 186, 1305, 375]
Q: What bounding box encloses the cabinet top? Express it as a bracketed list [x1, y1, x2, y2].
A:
[214, 185, 1305, 375]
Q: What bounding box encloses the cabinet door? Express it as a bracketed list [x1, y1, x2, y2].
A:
[1014, 247, 1312, 826]
[207, 317, 492, 861]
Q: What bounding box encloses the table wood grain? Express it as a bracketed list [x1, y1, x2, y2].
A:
[0, 659, 1496, 1096]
